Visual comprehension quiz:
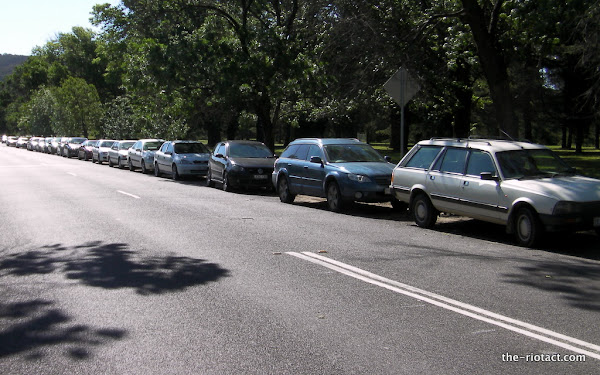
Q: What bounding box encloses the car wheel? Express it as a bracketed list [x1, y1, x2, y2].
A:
[172, 164, 180, 181]
[277, 175, 295, 204]
[222, 172, 231, 192]
[78, 153, 82, 160]
[141, 160, 147, 174]
[108, 157, 113, 167]
[206, 169, 214, 187]
[97, 157, 102, 165]
[84, 153, 88, 161]
[128, 160, 135, 171]
[514, 207, 542, 247]
[411, 193, 437, 228]
[154, 163, 160, 177]
[118, 157, 124, 169]
[326, 181, 344, 212]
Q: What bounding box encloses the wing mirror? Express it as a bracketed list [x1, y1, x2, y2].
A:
[310, 156, 323, 165]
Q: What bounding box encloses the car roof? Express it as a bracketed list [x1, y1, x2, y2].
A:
[289, 138, 364, 146]
[417, 138, 548, 153]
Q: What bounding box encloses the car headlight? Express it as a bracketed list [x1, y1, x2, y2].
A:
[231, 164, 245, 172]
[348, 173, 371, 183]
[553, 201, 583, 215]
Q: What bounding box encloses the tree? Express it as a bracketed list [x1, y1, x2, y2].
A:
[52, 77, 103, 137]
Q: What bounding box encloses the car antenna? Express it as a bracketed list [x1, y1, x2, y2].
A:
[499, 129, 515, 141]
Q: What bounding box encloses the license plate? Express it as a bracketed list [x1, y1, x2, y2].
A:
[253, 175, 268, 180]
[594, 217, 600, 227]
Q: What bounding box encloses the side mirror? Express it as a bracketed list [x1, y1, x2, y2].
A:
[480, 172, 499, 181]
[384, 156, 392, 163]
[310, 156, 323, 165]
[215, 153, 225, 159]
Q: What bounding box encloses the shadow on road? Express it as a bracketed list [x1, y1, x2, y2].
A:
[0, 242, 229, 360]
[0, 241, 230, 295]
[0, 299, 126, 359]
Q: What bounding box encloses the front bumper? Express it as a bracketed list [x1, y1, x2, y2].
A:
[228, 169, 274, 188]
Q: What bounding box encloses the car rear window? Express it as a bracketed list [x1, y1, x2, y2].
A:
[404, 146, 442, 169]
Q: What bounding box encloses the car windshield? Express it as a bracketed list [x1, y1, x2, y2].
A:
[71, 138, 86, 144]
[324, 144, 385, 163]
[143, 142, 162, 151]
[496, 149, 575, 180]
[229, 143, 273, 158]
[174, 142, 209, 154]
[100, 141, 115, 147]
[120, 142, 135, 149]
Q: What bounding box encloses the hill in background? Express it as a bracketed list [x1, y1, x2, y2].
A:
[0, 54, 28, 81]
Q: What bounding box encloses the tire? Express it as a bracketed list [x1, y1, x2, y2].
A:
[108, 157, 114, 167]
[514, 207, 542, 247]
[84, 153, 89, 161]
[154, 163, 160, 177]
[118, 157, 124, 169]
[97, 157, 102, 165]
[206, 169, 214, 187]
[222, 172, 231, 192]
[128, 160, 135, 171]
[140, 160, 147, 174]
[411, 193, 438, 228]
[326, 181, 344, 212]
[277, 175, 295, 203]
[172, 164, 180, 181]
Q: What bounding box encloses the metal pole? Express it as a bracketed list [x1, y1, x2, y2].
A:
[400, 105, 405, 158]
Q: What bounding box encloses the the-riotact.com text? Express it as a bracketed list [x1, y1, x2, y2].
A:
[502, 352, 586, 363]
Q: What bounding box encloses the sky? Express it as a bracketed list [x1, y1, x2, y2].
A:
[0, 0, 121, 56]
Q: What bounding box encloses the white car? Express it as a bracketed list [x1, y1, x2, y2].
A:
[390, 138, 600, 247]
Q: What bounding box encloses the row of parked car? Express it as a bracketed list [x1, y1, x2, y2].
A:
[3, 134, 599, 247]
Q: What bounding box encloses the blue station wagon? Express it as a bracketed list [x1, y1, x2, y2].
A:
[272, 138, 397, 211]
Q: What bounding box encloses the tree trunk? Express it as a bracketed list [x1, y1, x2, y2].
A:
[460, 0, 518, 138]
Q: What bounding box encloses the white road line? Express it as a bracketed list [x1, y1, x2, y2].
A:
[286, 251, 600, 360]
[117, 190, 140, 199]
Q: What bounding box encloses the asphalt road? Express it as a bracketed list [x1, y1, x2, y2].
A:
[1, 144, 599, 374]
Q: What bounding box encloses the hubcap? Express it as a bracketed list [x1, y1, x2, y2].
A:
[518, 215, 531, 240]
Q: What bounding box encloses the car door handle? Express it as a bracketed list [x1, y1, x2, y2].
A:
[429, 175, 435, 180]
[463, 181, 469, 186]
[287, 163, 293, 167]
[303, 166, 309, 169]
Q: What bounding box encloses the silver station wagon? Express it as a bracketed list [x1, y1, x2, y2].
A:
[390, 138, 600, 247]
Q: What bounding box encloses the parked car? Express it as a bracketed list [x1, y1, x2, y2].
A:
[48, 137, 61, 154]
[40, 137, 53, 153]
[128, 139, 164, 173]
[77, 140, 97, 160]
[63, 137, 87, 158]
[92, 140, 117, 164]
[27, 137, 42, 151]
[390, 137, 600, 247]
[1, 134, 6, 144]
[108, 140, 136, 168]
[207, 140, 276, 191]
[6, 136, 18, 147]
[16, 137, 29, 148]
[154, 140, 211, 180]
[56, 137, 70, 156]
[272, 138, 396, 211]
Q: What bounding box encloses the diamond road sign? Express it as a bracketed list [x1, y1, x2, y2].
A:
[384, 67, 420, 107]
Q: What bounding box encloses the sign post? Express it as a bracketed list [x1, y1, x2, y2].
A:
[384, 67, 420, 157]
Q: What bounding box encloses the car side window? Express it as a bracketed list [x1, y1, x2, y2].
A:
[280, 145, 300, 159]
[404, 146, 443, 169]
[439, 148, 468, 174]
[133, 141, 140, 150]
[294, 145, 310, 161]
[159, 143, 168, 152]
[466, 151, 496, 176]
[306, 145, 322, 161]
[167, 143, 174, 153]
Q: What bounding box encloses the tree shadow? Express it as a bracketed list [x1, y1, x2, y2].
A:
[432, 217, 600, 259]
[290, 197, 413, 222]
[0, 241, 230, 295]
[0, 299, 127, 359]
[501, 259, 600, 311]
